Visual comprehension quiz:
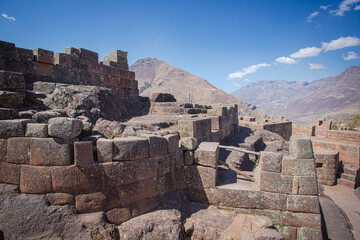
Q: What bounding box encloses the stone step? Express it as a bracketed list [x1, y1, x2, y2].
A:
[0, 108, 17, 120]
[337, 178, 355, 189]
[343, 165, 359, 175]
[340, 173, 356, 182]
[0, 90, 25, 108]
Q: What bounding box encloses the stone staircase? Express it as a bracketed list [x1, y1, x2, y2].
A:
[338, 164, 360, 189]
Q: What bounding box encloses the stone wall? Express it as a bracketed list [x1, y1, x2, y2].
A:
[325, 130, 360, 145]
[314, 150, 339, 186]
[292, 124, 315, 137]
[0, 40, 139, 99]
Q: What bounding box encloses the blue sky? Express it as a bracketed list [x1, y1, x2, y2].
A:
[1, 0, 360, 93]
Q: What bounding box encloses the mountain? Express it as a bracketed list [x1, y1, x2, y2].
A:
[232, 65, 360, 125]
[130, 58, 270, 120]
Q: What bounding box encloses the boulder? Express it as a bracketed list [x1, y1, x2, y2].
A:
[150, 93, 177, 102]
[48, 117, 83, 139]
[32, 111, 62, 123]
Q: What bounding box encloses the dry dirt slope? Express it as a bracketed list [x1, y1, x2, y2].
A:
[130, 58, 270, 120]
[232, 65, 360, 125]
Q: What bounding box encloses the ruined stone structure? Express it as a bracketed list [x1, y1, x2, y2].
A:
[239, 116, 292, 141]
[293, 119, 360, 188]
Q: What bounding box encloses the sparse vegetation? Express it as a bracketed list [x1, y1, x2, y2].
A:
[139, 81, 151, 93]
[332, 114, 360, 131]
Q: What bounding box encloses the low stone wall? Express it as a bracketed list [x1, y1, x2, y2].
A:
[325, 130, 360, 145]
[0, 40, 138, 99]
[314, 150, 339, 186]
[292, 124, 315, 137]
[312, 138, 360, 167]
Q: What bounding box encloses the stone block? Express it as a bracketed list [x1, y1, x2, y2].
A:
[113, 137, 149, 161]
[297, 227, 322, 239]
[0, 108, 17, 120]
[20, 165, 52, 194]
[78, 48, 98, 63]
[282, 156, 315, 176]
[165, 134, 179, 153]
[30, 138, 73, 166]
[46, 193, 75, 205]
[281, 211, 301, 227]
[75, 192, 112, 213]
[180, 137, 198, 150]
[32, 111, 62, 123]
[259, 171, 293, 194]
[65, 47, 80, 57]
[259, 151, 282, 173]
[278, 226, 297, 240]
[301, 213, 321, 229]
[194, 142, 219, 168]
[136, 158, 158, 181]
[0, 40, 19, 60]
[178, 118, 211, 143]
[0, 119, 36, 138]
[184, 150, 194, 166]
[51, 165, 102, 193]
[97, 138, 113, 162]
[210, 116, 222, 130]
[48, 117, 83, 139]
[255, 229, 283, 240]
[0, 162, 21, 184]
[0, 70, 25, 91]
[289, 136, 314, 159]
[156, 155, 173, 176]
[102, 162, 136, 187]
[106, 207, 132, 225]
[286, 195, 320, 213]
[147, 135, 168, 157]
[131, 196, 160, 217]
[150, 93, 176, 102]
[298, 176, 318, 195]
[74, 141, 94, 165]
[0, 139, 7, 162]
[0, 90, 25, 108]
[33, 48, 54, 64]
[210, 130, 222, 142]
[54, 52, 71, 68]
[7, 137, 30, 164]
[25, 123, 48, 138]
[184, 165, 217, 189]
[16, 47, 33, 61]
[103, 50, 128, 62]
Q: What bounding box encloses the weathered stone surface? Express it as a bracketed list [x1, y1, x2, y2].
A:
[75, 192, 109, 213]
[147, 135, 168, 157]
[297, 227, 322, 239]
[259, 151, 282, 173]
[48, 117, 83, 139]
[25, 123, 48, 138]
[65, 47, 80, 57]
[20, 165, 52, 194]
[194, 142, 219, 168]
[33, 48, 54, 64]
[30, 138, 73, 166]
[150, 93, 177, 102]
[0, 90, 25, 108]
[259, 171, 293, 194]
[97, 138, 113, 162]
[78, 48, 98, 63]
[184, 165, 217, 189]
[0, 70, 25, 91]
[184, 150, 194, 166]
[7, 137, 30, 164]
[280, 211, 301, 227]
[0, 108, 17, 120]
[286, 195, 320, 213]
[74, 141, 94, 165]
[0, 162, 21, 184]
[0, 139, 7, 162]
[32, 111, 62, 123]
[301, 213, 321, 229]
[54, 52, 71, 68]
[180, 137, 198, 150]
[106, 207, 132, 225]
[0, 40, 20, 60]
[277, 226, 297, 240]
[255, 228, 283, 240]
[165, 134, 179, 153]
[298, 176, 318, 195]
[210, 130, 222, 142]
[113, 137, 149, 161]
[282, 156, 315, 176]
[178, 118, 212, 144]
[118, 209, 183, 240]
[131, 196, 160, 217]
[289, 135, 314, 159]
[46, 193, 75, 205]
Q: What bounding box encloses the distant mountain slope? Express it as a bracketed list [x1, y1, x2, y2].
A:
[130, 58, 270, 120]
[232, 65, 360, 125]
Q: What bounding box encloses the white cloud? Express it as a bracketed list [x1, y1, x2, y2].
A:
[228, 63, 271, 80]
[1, 13, 16, 21]
[343, 51, 359, 60]
[355, 5, 360, 10]
[320, 5, 332, 10]
[233, 82, 241, 87]
[306, 11, 319, 22]
[330, 0, 360, 16]
[290, 47, 322, 58]
[244, 78, 251, 82]
[322, 36, 360, 52]
[275, 56, 298, 65]
[308, 63, 325, 69]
